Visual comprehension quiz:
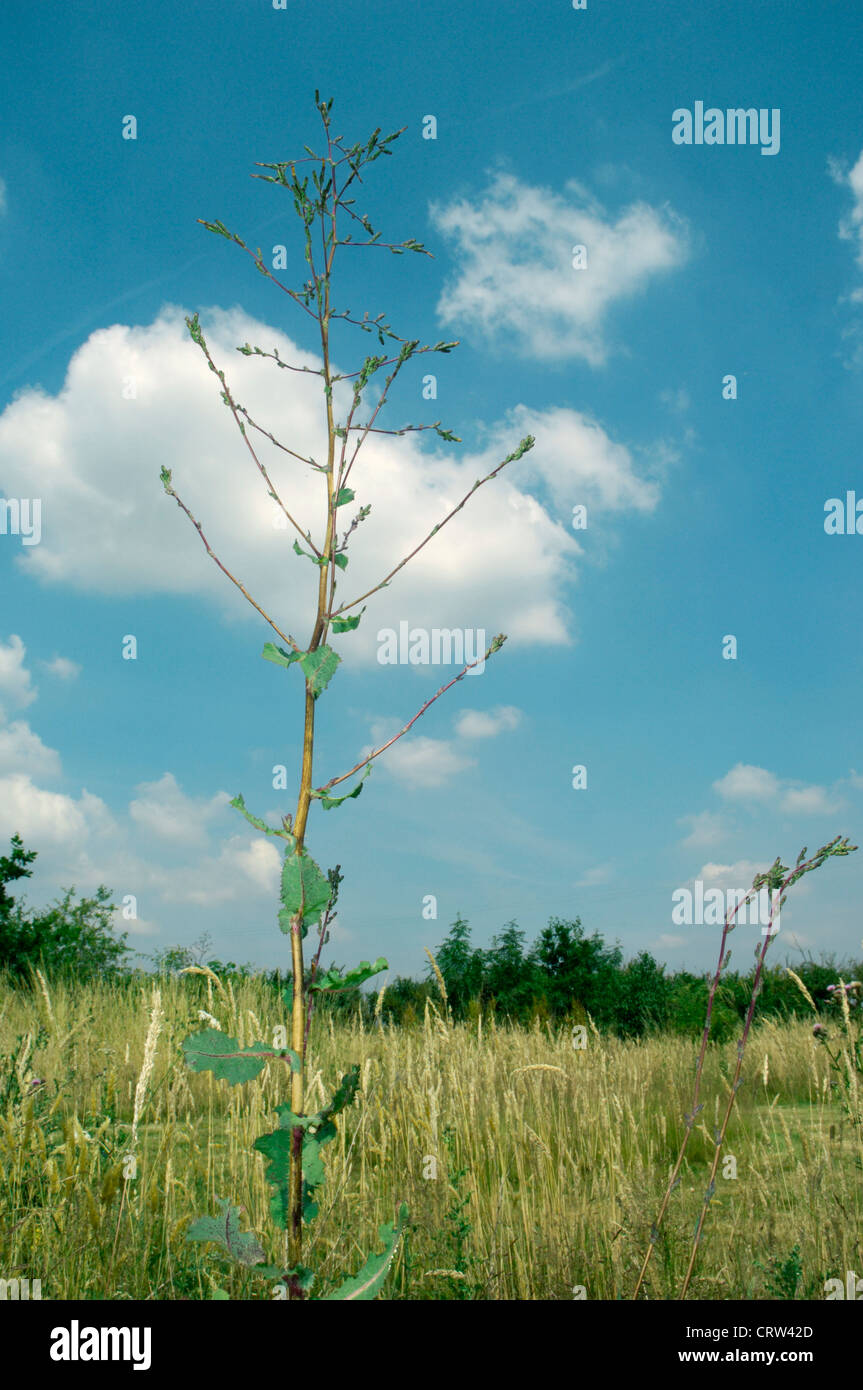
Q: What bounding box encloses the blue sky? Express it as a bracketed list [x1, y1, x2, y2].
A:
[2, 0, 863, 983]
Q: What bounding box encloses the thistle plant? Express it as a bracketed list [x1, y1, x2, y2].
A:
[160, 93, 534, 1300]
[632, 835, 857, 1300]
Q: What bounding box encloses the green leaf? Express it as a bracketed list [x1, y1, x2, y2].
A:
[187, 1198, 267, 1268]
[298, 645, 340, 697]
[199, 219, 234, 242]
[335, 487, 355, 507]
[272, 1066, 360, 1135]
[182, 1028, 300, 1084]
[263, 642, 340, 697]
[253, 1128, 293, 1229]
[311, 957, 388, 993]
[504, 434, 535, 465]
[230, 792, 295, 846]
[319, 1205, 408, 1300]
[311, 761, 372, 809]
[331, 610, 364, 634]
[333, 552, 349, 570]
[278, 849, 331, 934]
[256, 1069, 360, 1229]
[320, 1065, 362, 1123]
[186, 313, 204, 346]
[262, 641, 300, 671]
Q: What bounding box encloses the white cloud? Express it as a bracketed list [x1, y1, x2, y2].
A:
[0, 634, 36, 717]
[711, 762, 840, 815]
[678, 810, 725, 849]
[699, 859, 767, 889]
[650, 933, 688, 950]
[41, 655, 81, 680]
[0, 622, 279, 925]
[0, 307, 662, 663]
[576, 863, 613, 888]
[454, 705, 521, 739]
[0, 773, 113, 847]
[112, 908, 160, 938]
[780, 785, 840, 815]
[129, 772, 231, 846]
[713, 764, 780, 802]
[363, 719, 475, 789]
[0, 720, 62, 779]
[482, 403, 662, 523]
[430, 170, 688, 363]
[364, 702, 520, 789]
[832, 148, 863, 266]
[829, 151, 863, 363]
[151, 833, 281, 905]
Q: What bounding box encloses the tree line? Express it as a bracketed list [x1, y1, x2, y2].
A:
[1, 835, 859, 1040]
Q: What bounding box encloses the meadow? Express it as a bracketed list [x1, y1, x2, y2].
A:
[2, 969, 860, 1301]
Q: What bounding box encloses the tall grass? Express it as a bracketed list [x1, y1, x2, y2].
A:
[1, 971, 860, 1299]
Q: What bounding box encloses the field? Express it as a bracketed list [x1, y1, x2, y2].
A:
[1, 971, 861, 1301]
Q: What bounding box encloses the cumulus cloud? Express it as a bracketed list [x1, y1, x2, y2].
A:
[698, 859, 767, 890]
[41, 655, 81, 680]
[149, 833, 282, 905]
[362, 717, 476, 790]
[0, 773, 114, 848]
[129, 772, 231, 847]
[477, 403, 662, 524]
[677, 810, 726, 850]
[0, 635, 281, 925]
[430, 170, 688, 363]
[713, 764, 780, 802]
[0, 720, 62, 780]
[367, 695, 525, 789]
[0, 307, 662, 663]
[780, 785, 839, 815]
[454, 705, 521, 739]
[712, 762, 841, 815]
[831, 148, 863, 267]
[0, 635, 36, 716]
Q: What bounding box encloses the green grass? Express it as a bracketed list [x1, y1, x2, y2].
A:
[1, 973, 860, 1299]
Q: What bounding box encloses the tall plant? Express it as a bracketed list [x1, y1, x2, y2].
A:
[160, 93, 534, 1300]
[632, 836, 857, 1300]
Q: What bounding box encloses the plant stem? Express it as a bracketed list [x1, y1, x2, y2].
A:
[285, 122, 339, 1292]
